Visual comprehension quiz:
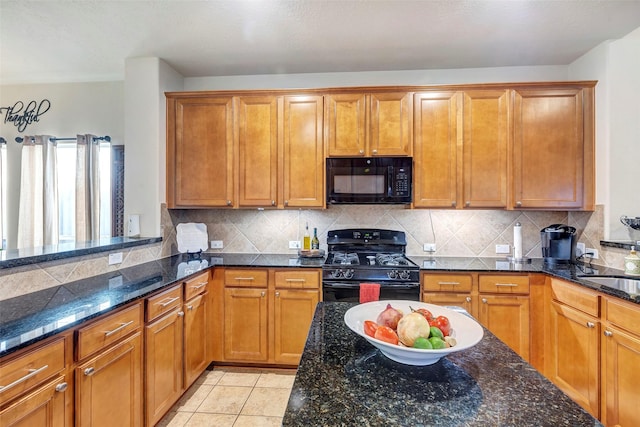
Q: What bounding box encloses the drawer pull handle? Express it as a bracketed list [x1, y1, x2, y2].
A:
[0, 364, 49, 392]
[158, 297, 180, 307]
[104, 320, 134, 337]
[286, 278, 306, 282]
[495, 283, 518, 287]
[84, 367, 95, 376]
[235, 277, 255, 281]
[55, 382, 68, 392]
[604, 330, 613, 337]
[438, 281, 460, 285]
[191, 282, 207, 290]
[586, 322, 595, 328]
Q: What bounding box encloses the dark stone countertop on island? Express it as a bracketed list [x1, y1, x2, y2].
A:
[283, 302, 602, 427]
[0, 252, 323, 357]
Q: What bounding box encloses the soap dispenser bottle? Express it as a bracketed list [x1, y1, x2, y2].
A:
[624, 246, 640, 276]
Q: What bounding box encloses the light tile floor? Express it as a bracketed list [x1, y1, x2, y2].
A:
[157, 366, 296, 427]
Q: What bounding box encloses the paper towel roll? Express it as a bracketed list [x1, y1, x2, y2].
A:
[514, 222, 523, 259]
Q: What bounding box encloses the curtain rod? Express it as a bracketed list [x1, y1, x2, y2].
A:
[15, 135, 111, 143]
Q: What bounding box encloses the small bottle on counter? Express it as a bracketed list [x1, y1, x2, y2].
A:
[624, 246, 640, 276]
[311, 227, 319, 250]
[303, 223, 311, 251]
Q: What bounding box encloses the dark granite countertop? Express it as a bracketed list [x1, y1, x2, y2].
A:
[0, 252, 323, 358]
[283, 302, 602, 427]
[0, 236, 163, 269]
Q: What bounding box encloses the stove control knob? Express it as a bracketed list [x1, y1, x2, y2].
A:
[331, 269, 342, 279]
[399, 270, 410, 280]
[387, 270, 398, 279]
[343, 269, 354, 279]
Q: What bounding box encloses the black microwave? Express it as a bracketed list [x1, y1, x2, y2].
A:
[326, 157, 412, 204]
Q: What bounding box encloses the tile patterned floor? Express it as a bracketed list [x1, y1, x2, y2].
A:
[157, 366, 296, 427]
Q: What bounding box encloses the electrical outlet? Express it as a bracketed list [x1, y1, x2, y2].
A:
[210, 240, 223, 249]
[576, 242, 586, 257]
[289, 240, 301, 249]
[423, 243, 436, 252]
[495, 244, 511, 254]
[108, 252, 123, 265]
[586, 248, 599, 259]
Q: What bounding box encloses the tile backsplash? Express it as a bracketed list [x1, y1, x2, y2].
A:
[162, 204, 624, 269]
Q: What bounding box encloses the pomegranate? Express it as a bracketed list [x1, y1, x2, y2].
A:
[376, 304, 403, 330]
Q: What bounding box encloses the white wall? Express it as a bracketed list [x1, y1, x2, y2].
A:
[0, 82, 124, 249]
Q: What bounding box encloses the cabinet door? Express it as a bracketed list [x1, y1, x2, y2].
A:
[145, 310, 183, 426]
[462, 90, 508, 208]
[224, 288, 269, 362]
[237, 96, 279, 207]
[602, 325, 640, 427]
[76, 332, 142, 427]
[370, 92, 412, 156]
[479, 295, 530, 360]
[422, 293, 475, 317]
[0, 375, 69, 427]
[282, 95, 324, 208]
[169, 96, 234, 207]
[273, 289, 319, 365]
[184, 293, 209, 389]
[325, 93, 367, 156]
[548, 301, 600, 418]
[413, 91, 459, 208]
[512, 88, 586, 209]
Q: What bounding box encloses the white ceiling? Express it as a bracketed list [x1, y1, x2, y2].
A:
[2, 0, 640, 85]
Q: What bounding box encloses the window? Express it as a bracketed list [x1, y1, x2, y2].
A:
[57, 142, 112, 244]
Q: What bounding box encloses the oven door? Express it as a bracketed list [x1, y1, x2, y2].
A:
[322, 282, 420, 303]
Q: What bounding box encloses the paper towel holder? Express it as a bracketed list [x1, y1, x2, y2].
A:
[507, 222, 530, 264]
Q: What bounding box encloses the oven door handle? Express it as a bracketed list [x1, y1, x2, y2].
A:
[323, 282, 420, 289]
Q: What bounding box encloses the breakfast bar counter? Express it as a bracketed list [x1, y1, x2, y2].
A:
[283, 302, 602, 426]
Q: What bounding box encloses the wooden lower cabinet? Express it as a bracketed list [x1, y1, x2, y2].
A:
[184, 293, 209, 388]
[76, 332, 143, 427]
[0, 375, 69, 427]
[548, 300, 600, 417]
[224, 287, 269, 362]
[274, 289, 320, 364]
[145, 309, 183, 426]
[478, 295, 530, 360]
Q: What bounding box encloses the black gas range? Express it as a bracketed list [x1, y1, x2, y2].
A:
[322, 229, 420, 302]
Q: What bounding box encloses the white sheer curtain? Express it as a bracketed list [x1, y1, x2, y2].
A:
[75, 134, 101, 242]
[17, 135, 59, 249]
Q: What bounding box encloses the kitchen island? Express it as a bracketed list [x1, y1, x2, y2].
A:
[283, 302, 602, 426]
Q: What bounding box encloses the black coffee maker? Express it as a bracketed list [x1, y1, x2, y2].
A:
[540, 224, 577, 264]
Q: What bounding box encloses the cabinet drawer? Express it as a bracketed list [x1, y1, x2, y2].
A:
[550, 278, 599, 317]
[479, 275, 530, 294]
[184, 271, 210, 301]
[77, 303, 142, 360]
[224, 269, 268, 287]
[603, 296, 639, 337]
[0, 337, 67, 406]
[422, 274, 473, 292]
[275, 270, 320, 289]
[147, 285, 183, 322]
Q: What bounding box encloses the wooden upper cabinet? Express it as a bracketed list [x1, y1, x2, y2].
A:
[462, 90, 509, 208]
[413, 91, 459, 208]
[326, 92, 412, 157]
[167, 96, 234, 208]
[283, 95, 324, 208]
[237, 96, 279, 208]
[512, 87, 594, 210]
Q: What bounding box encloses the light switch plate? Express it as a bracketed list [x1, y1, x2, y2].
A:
[108, 252, 123, 265]
[289, 241, 301, 249]
[210, 240, 223, 249]
[423, 243, 436, 252]
[576, 242, 586, 257]
[495, 244, 511, 254]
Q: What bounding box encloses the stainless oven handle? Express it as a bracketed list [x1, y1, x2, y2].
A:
[323, 283, 360, 289]
[323, 282, 419, 289]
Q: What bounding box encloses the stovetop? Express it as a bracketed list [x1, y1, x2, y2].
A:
[325, 251, 418, 268]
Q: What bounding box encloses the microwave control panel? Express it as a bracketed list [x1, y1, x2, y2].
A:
[392, 167, 410, 196]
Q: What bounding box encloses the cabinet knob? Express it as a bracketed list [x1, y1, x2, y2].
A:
[586, 321, 595, 328]
[372, 149, 378, 155]
[604, 330, 613, 337]
[465, 297, 471, 303]
[275, 291, 280, 297]
[84, 367, 95, 376]
[187, 305, 194, 311]
[465, 201, 470, 207]
[284, 200, 289, 206]
[261, 291, 266, 297]
[451, 201, 456, 207]
[359, 149, 364, 155]
[482, 298, 488, 304]
[55, 382, 68, 393]
[226, 200, 232, 206]
[516, 201, 522, 207]
[271, 200, 275, 206]
[177, 311, 185, 317]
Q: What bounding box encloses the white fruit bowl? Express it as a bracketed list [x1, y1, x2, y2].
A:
[344, 300, 484, 366]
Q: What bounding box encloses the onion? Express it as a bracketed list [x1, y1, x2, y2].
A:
[376, 304, 403, 330]
[397, 312, 431, 347]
